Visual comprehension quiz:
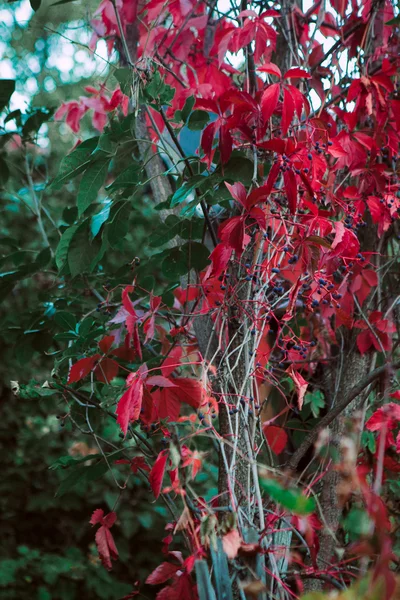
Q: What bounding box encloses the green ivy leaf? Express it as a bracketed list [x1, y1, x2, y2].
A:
[77, 160, 109, 216]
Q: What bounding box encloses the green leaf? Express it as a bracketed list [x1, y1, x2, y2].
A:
[0, 80, 15, 111]
[92, 133, 115, 157]
[91, 202, 111, 238]
[343, 508, 372, 541]
[187, 110, 210, 131]
[29, 0, 41, 11]
[161, 242, 209, 279]
[49, 454, 101, 470]
[149, 216, 203, 248]
[304, 389, 325, 418]
[106, 201, 130, 248]
[22, 108, 54, 138]
[62, 206, 78, 225]
[77, 160, 109, 216]
[67, 223, 102, 277]
[171, 182, 197, 207]
[143, 71, 175, 106]
[50, 137, 99, 188]
[56, 461, 109, 496]
[361, 430, 376, 454]
[174, 96, 195, 123]
[106, 164, 141, 192]
[113, 67, 133, 95]
[55, 225, 79, 270]
[54, 311, 77, 331]
[220, 154, 254, 183]
[260, 478, 316, 515]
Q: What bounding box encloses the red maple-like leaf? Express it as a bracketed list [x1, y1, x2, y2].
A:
[145, 562, 180, 585]
[365, 403, 400, 432]
[260, 83, 280, 122]
[89, 509, 118, 570]
[116, 373, 144, 435]
[287, 366, 308, 409]
[222, 529, 242, 559]
[68, 355, 99, 384]
[262, 424, 288, 455]
[355, 311, 395, 354]
[149, 450, 168, 499]
[95, 357, 119, 383]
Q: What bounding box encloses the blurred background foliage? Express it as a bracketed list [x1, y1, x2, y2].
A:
[0, 1, 181, 597]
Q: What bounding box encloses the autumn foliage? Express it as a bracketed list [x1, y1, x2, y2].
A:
[2, 0, 400, 598]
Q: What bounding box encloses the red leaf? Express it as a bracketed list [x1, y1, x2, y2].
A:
[263, 160, 280, 196]
[90, 510, 118, 571]
[282, 87, 296, 135]
[173, 378, 206, 409]
[116, 376, 144, 435]
[287, 366, 308, 409]
[219, 124, 233, 165]
[258, 62, 282, 78]
[95, 526, 119, 570]
[98, 335, 115, 354]
[219, 216, 246, 254]
[102, 512, 117, 528]
[365, 403, 400, 431]
[225, 181, 247, 207]
[262, 424, 288, 455]
[201, 121, 218, 166]
[222, 529, 242, 559]
[149, 450, 168, 499]
[357, 330, 372, 354]
[90, 508, 104, 525]
[283, 169, 297, 214]
[95, 358, 119, 383]
[261, 83, 280, 122]
[151, 388, 182, 422]
[146, 562, 180, 585]
[204, 243, 232, 280]
[283, 67, 311, 79]
[68, 355, 99, 384]
[122, 285, 136, 317]
[147, 375, 177, 388]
